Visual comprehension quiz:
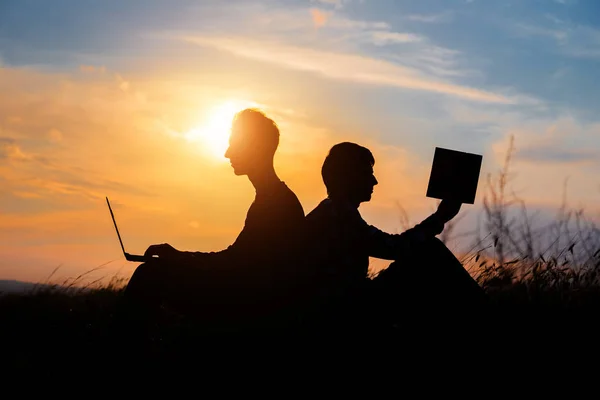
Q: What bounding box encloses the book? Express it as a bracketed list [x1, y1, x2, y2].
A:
[426, 147, 483, 204]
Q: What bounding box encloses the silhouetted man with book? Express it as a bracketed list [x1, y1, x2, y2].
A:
[302, 142, 488, 330]
[122, 109, 305, 330]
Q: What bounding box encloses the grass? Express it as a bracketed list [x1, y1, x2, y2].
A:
[457, 136, 600, 311]
[1, 136, 599, 369]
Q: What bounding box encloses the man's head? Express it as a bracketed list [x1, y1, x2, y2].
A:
[322, 142, 378, 205]
[225, 108, 279, 176]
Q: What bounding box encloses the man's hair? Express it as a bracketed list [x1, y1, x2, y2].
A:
[232, 108, 280, 154]
[322, 142, 375, 197]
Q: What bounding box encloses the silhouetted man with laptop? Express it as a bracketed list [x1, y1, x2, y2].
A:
[301, 142, 488, 331]
[121, 109, 305, 329]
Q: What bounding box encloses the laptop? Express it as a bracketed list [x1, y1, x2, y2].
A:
[106, 197, 148, 262]
[426, 147, 483, 204]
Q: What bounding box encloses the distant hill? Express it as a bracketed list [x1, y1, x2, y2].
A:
[0, 280, 72, 295]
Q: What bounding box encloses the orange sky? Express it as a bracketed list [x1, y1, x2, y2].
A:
[0, 66, 441, 283]
[1, 1, 599, 284]
[1, 64, 597, 284]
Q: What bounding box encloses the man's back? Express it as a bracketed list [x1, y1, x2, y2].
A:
[237, 180, 304, 258]
[304, 198, 372, 288]
[191, 180, 305, 269]
[303, 197, 442, 294]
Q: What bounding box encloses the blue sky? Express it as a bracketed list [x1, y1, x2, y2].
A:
[0, 0, 599, 281]
[2, 0, 600, 113]
[3, 0, 600, 135]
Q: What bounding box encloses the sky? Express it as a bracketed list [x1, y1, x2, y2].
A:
[0, 0, 599, 284]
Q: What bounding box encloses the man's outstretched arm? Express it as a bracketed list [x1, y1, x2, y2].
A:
[179, 230, 250, 265]
[365, 200, 460, 260]
[142, 243, 228, 264]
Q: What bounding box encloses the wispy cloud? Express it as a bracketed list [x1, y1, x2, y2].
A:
[308, 8, 388, 31]
[0, 136, 154, 201]
[512, 19, 600, 59]
[310, 8, 330, 28]
[561, 26, 600, 59]
[0, 137, 29, 161]
[79, 65, 106, 74]
[174, 3, 539, 104]
[517, 147, 597, 164]
[370, 31, 424, 45]
[47, 129, 63, 143]
[310, 0, 352, 10]
[545, 14, 566, 25]
[185, 35, 512, 103]
[407, 13, 452, 23]
[513, 22, 568, 42]
[493, 117, 600, 167]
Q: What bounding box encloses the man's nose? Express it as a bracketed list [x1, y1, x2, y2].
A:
[224, 146, 231, 159]
[372, 176, 378, 186]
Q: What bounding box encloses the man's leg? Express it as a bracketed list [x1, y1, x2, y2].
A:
[123, 261, 164, 312]
[373, 237, 489, 324]
[116, 261, 182, 341]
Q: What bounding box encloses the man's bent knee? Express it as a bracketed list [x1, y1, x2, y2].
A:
[130, 261, 160, 280]
[124, 261, 164, 296]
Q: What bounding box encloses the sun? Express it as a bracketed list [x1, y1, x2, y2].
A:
[184, 100, 257, 159]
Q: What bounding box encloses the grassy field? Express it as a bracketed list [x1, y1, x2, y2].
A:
[1, 255, 599, 372]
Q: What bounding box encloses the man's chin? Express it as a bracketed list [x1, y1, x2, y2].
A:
[231, 167, 246, 176]
[354, 196, 371, 206]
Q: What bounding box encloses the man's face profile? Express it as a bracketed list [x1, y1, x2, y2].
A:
[224, 126, 251, 176]
[351, 164, 378, 204]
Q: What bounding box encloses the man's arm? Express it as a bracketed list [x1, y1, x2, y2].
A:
[365, 212, 444, 260]
[365, 199, 460, 260]
[179, 229, 249, 265]
[143, 227, 251, 265]
[181, 199, 305, 267]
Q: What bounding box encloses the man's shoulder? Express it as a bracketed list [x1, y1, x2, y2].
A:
[268, 181, 305, 217]
[306, 198, 338, 222]
[306, 198, 368, 229]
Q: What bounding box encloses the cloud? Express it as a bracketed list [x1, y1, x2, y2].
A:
[167, 3, 463, 73]
[329, 19, 389, 30]
[387, 44, 479, 78]
[517, 147, 597, 164]
[407, 13, 452, 23]
[483, 116, 600, 208]
[185, 36, 513, 104]
[510, 118, 600, 165]
[115, 73, 130, 91]
[0, 67, 172, 205]
[370, 31, 424, 45]
[0, 136, 155, 201]
[0, 137, 30, 161]
[79, 65, 106, 74]
[545, 14, 566, 25]
[310, 0, 351, 9]
[48, 128, 63, 142]
[512, 20, 600, 60]
[560, 26, 600, 59]
[513, 23, 568, 42]
[310, 8, 330, 28]
[166, 3, 539, 104]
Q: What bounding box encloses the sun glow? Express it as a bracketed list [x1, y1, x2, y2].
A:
[185, 100, 258, 159]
